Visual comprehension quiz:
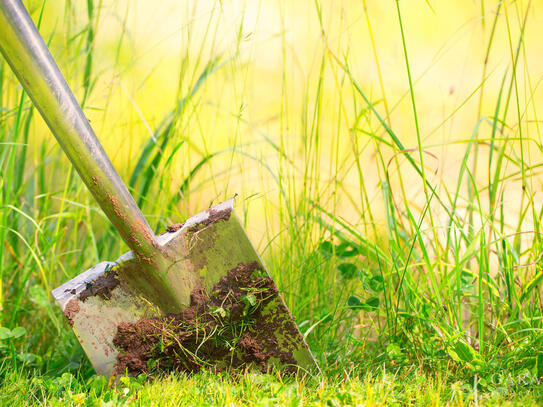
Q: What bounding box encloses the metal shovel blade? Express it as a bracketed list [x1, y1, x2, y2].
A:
[52, 200, 317, 377]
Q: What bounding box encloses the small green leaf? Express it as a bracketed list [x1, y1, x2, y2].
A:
[454, 340, 475, 363]
[318, 241, 334, 258]
[0, 327, 13, 340]
[336, 241, 358, 257]
[365, 297, 380, 309]
[387, 343, 404, 360]
[11, 326, 27, 339]
[337, 263, 357, 279]
[369, 275, 384, 291]
[347, 296, 364, 310]
[146, 359, 157, 371]
[448, 339, 483, 369]
[447, 347, 462, 363]
[358, 269, 373, 284]
[58, 372, 74, 389]
[244, 294, 257, 307]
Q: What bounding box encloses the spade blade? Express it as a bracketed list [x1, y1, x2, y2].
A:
[52, 200, 318, 377]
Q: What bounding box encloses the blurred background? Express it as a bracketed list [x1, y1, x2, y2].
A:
[14, 0, 543, 234]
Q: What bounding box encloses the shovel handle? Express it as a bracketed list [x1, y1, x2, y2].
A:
[0, 0, 159, 259]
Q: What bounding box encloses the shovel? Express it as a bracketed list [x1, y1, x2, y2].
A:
[0, 0, 317, 377]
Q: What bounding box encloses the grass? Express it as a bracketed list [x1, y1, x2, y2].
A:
[1, 0, 543, 404]
[1, 368, 542, 406]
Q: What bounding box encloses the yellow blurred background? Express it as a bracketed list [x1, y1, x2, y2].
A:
[8, 0, 543, 252]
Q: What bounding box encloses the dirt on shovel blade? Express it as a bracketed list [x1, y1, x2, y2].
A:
[112, 261, 303, 376]
[63, 272, 120, 327]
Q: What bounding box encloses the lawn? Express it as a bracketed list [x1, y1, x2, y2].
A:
[1, 0, 542, 405]
[1, 369, 542, 406]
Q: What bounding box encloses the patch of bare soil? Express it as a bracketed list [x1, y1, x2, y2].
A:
[166, 223, 184, 233]
[187, 207, 231, 233]
[78, 272, 120, 301]
[163, 206, 230, 234]
[63, 299, 80, 327]
[112, 261, 300, 376]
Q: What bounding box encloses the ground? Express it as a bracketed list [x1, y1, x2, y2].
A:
[2, 368, 542, 406]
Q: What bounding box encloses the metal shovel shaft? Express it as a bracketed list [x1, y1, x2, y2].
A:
[0, 0, 158, 259]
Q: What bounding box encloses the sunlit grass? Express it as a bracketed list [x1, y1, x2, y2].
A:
[2, 368, 542, 406]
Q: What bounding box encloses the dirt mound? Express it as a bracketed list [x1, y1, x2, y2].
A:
[63, 299, 80, 327]
[112, 262, 298, 376]
[78, 272, 120, 301]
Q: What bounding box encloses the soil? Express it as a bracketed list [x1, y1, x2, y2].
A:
[78, 272, 121, 302]
[64, 299, 81, 327]
[61, 271, 120, 327]
[166, 223, 185, 233]
[112, 261, 301, 376]
[187, 207, 232, 233]
[163, 205, 231, 234]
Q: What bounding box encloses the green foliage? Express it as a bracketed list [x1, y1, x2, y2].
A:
[0, 326, 26, 340]
[1, 368, 541, 406]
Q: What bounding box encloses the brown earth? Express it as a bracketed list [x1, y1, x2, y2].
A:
[187, 207, 231, 233]
[63, 299, 81, 327]
[166, 223, 185, 233]
[61, 271, 120, 328]
[78, 272, 121, 301]
[112, 261, 300, 376]
[163, 205, 231, 234]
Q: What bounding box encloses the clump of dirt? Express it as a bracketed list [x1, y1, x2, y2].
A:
[61, 271, 121, 327]
[64, 299, 80, 327]
[112, 261, 301, 376]
[187, 207, 232, 233]
[78, 272, 120, 301]
[64, 271, 120, 327]
[162, 206, 230, 235]
[166, 222, 185, 233]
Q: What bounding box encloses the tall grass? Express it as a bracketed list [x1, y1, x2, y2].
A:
[0, 0, 541, 392]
